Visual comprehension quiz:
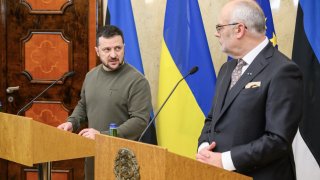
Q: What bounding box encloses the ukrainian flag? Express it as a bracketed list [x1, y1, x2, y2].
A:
[157, 0, 216, 159]
[256, 0, 277, 47]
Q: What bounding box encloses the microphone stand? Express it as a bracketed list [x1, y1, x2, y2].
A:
[17, 72, 75, 115]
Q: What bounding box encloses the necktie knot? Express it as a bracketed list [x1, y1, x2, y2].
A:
[230, 59, 247, 89]
[237, 59, 246, 67]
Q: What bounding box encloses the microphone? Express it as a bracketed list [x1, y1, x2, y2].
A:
[17, 71, 75, 115]
[189, 66, 199, 75]
[138, 66, 199, 142]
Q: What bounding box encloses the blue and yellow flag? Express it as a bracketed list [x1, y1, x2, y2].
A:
[256, 0, 277, 47]
[157, 0, 216, 158]
[106, 0, 157, 144]
[106, 0, 144, 73]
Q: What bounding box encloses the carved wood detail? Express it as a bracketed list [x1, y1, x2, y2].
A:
[20, 0, 72, 14]
[22, 31, 72, 82]
[24, 101, 69, 127]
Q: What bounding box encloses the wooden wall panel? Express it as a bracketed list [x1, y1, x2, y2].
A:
[21, 0, 72, 14]
[23, 32, 71, 80]
[25, 169, 73, 180]
[25, 101, 69, 126]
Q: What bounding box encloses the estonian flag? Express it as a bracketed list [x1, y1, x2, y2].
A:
[106, 0, 157, 145]
[157, 0, 216, 158]
[292, 0, 320, 179]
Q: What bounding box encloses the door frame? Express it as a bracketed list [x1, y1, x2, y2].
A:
[0, 0, 7, 112]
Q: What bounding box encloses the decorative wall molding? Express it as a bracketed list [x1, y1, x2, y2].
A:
[21, 31, 72, 83]
[20, 0, 73, 14]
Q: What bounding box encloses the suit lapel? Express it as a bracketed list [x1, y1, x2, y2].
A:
[213, 59, 237, 117]
[214, 43, 274, 124]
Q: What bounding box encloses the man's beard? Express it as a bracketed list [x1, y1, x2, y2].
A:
[102, 59, 124, 71]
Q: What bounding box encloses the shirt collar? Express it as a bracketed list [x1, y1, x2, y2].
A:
[241, 37, 269, 65]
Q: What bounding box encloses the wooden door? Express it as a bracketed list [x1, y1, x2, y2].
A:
[0, 0, 102, 179]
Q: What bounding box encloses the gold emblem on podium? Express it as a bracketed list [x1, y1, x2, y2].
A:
[114, 148, 140, 180]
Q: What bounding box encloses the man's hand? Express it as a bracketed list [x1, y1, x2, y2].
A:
[196, 142, 223, 168]
[78, 128, 100, 140]
[57, 122, 73, 132]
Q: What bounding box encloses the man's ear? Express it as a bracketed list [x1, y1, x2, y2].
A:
[237, 27, 241, 33]
[95, 47, 99, 56]
[236, 24, 246, 38]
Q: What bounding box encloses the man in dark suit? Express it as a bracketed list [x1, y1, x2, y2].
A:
[196, 0, 302, 180]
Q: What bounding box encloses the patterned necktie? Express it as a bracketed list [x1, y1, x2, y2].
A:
[229, 59, 247, 89]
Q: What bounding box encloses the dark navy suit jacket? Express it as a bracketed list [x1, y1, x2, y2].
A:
[198, 42, 303, 180]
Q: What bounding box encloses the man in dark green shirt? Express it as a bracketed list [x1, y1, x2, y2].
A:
[57, 25, 152, 180]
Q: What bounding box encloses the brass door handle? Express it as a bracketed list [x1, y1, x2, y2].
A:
[6, 86, 20, 94]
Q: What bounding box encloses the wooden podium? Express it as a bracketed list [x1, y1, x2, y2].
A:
[0, 112, 95, 178]
[95, 134, 252, 180]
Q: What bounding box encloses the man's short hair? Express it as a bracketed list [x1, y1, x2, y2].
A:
[96, 25, 124, 46]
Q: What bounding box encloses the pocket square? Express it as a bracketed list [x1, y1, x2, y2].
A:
[245, 81, 261, 89]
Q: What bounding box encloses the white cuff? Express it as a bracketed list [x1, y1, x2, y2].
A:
[198, 142, 210, 152]
[221, 151, 236, 171]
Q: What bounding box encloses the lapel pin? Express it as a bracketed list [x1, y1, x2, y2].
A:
[247, 72, 253, 76]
